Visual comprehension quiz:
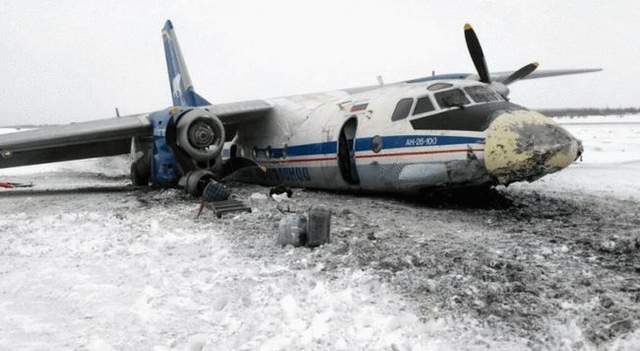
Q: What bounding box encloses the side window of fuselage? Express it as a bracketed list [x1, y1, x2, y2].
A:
[412, 96, 435, 115]
[391, 98, 414, 121]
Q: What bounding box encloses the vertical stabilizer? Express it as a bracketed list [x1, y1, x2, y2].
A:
[161, 20, 210, 107]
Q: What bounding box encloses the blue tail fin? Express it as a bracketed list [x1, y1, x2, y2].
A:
[161, 20, 211, 107]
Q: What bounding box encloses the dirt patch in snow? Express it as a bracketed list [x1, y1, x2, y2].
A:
[198, 183, 640, 349]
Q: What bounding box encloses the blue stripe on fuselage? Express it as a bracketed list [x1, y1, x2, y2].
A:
[355, 135, 483, 152]
[263, 135, 484, 158]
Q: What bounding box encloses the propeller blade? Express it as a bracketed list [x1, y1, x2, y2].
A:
[502, 62, 539, 85]
[464, 23, 491, 83]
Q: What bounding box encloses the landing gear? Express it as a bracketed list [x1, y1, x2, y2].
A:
[130, 155, 150, 186]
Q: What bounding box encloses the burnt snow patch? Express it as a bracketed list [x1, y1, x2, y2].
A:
[227, 185, 640, 348]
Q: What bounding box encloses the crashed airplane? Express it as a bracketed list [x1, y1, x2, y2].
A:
[0, 21, 600, 196]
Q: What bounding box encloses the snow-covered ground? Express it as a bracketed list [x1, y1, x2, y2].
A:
[0, 116, 639, 350]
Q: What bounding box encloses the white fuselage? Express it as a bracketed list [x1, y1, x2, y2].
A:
[227, 79, 497, 193]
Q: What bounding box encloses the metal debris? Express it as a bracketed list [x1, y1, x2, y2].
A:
[276, 206, 331, 248]
[0, 181, 33, 189]
[196, 180, 250, 218]
[306, 206, 331, 247]
[269, 185, 293, 198]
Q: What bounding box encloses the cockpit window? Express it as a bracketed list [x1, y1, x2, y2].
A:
[391, 98, 414, 121]
[412, 96, 435, 115]
[464, 86, 501, 103]
[434, 89, 470, 109]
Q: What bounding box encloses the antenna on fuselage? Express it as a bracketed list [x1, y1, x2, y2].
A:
[432, 70, 435, 77]
[115, 107, 121, 118]
[377, 75, 384, 87]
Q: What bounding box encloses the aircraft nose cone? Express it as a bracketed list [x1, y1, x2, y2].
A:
[484, 110, 581, 184]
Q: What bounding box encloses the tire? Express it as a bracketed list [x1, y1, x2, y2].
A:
[176, 109, 225, 162]
[184, 169, 216, 197]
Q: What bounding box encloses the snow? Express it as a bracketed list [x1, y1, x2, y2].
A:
[1, 116, 640, 350]
[0, 189, 488, 350]
[0, 177, 436, 349]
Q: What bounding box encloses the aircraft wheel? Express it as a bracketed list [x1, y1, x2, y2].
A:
[183, 169, 216, 197]
[176, 110, 225, 162]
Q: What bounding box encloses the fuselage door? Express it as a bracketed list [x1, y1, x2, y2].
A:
[337, 117, 360, 185]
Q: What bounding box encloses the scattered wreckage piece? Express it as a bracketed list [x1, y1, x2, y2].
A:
[277, 206, 331, 248]
[269, 185, 293, 198]
[196, 180, 250, 218]
[208, 199, 252, 219]
[197, 198, 252, 219]
[201, 180, 231, 202]
[306, 206, 331, 247]
[0, 181, 33, 189]
[277, 214, 307, 247]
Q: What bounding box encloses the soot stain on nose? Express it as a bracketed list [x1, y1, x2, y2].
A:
[512, 123, 574, 154]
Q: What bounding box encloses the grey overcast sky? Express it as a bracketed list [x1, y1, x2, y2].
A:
[0, 0, 638, 124]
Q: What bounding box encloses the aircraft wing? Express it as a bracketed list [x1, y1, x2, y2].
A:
[0, 100, 273, 169]
[491, 68, 602, 83]
[207, 99, 273, 125]
[403, 68, 602, 86]
[0, 114, 152, 169]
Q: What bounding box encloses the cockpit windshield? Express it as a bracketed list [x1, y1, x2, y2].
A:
[464, 86, 503, 103]
[434, 89, 470, 109]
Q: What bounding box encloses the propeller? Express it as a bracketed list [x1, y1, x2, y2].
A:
[464, 24, 539, 94]
[464, 23, 490, 84]
[502, 62, 539, 85]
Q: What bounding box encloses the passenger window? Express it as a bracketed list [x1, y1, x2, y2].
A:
[391, 98, 414, 121]
[434, 89, 470, 109]
[464, 86, 499, 103]
[412, 96, 435, 115]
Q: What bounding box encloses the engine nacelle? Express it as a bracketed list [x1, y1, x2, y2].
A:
[176, 109, 225, 162]
[489, 82, 510, 98]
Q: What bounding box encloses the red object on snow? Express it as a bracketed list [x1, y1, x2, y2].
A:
[0, 182, 15, 189]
